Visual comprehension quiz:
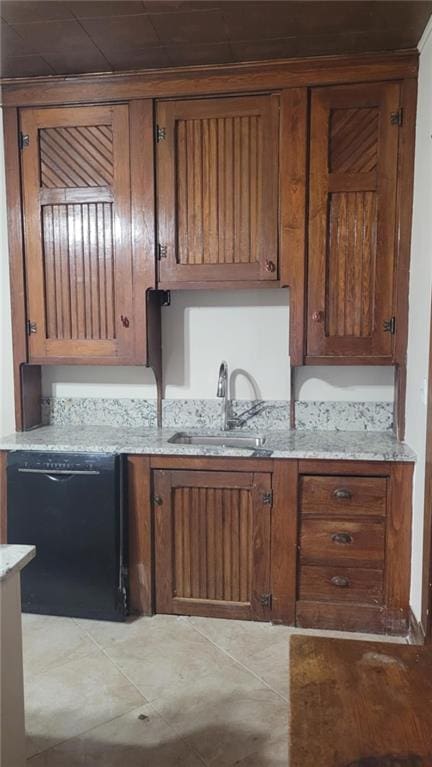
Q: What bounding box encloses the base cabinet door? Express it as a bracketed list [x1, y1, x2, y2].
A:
[154, 469, 272, 620]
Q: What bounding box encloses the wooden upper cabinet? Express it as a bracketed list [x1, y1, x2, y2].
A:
[156, 95, 279, 286]
[20, 102, 155, 364]
[306, 82, 401, 363]
[154, 468, 272, 620]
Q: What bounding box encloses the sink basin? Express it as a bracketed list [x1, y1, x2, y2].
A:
[168, 432, 266, 449]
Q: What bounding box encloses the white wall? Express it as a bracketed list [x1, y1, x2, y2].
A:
[41, 286, 395, 402]
[41, 287, 395, 400]
[406, 18, 432, 620]
[0, 110, 15, 436]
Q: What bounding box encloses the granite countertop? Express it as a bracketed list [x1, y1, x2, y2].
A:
[0, 425, 416, 462]
[0, 545, 36, 582]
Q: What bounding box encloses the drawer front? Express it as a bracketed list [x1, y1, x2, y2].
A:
[298, 565, 384, 605]
[300, 476, 387, 517]
[300, 518, 385, 567]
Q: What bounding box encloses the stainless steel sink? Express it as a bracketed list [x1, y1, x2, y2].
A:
[168, 432, 266, 449]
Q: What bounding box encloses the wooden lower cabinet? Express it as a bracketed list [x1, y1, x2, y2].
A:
[127, 455, 412, 634]
[296, 461, 414, 635]
[153, 468, 272, 620]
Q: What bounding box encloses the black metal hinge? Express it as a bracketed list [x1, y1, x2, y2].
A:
[26, 320, 37, 335]
[158, 243, 168, 260]
[259, 593, 272, 608]
[383, 316, 396, 334]
[19, 133, 29, 149]
[390, 109, 403, 126]
[156, 126, 166, 142]
[263, 491, 273, 505]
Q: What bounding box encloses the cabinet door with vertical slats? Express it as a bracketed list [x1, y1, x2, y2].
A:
[156, 95, 279, 285]
[154, 469, 272, 620]
[20, 103, 152, 364]
[307, 82, 400, 362]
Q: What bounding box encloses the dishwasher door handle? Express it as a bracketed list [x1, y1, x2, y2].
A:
[17, 468, 100, 476]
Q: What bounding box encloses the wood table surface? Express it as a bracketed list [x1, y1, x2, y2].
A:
[289, 635, 432, 767]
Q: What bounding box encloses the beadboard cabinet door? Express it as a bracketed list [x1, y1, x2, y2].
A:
[20, 102, 154, 364]
[306, 82, 401, 363]
[154, 469, 272, 620]
[156, 95, 279, 286]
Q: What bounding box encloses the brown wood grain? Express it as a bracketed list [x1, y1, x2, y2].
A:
[394, 78, 418, 440]
[306, 81, 400, 362]
[289, 635, 432, 766]
[0, 452, 7, 543]
[157, 94, 279, 284]
[3, 107, 34, 431]
[271, 459, 298, 624]
[300, 517, 385, 568]
[20, 103, 145, 364]
[130, 100, 157, 365]
[279, 88, 307, 365]
[295, 600, 386, 633]
[149, 455, 273, 472]
[127, 455, 153, 615]
[385, 462, 413, 627]
[153, 467, 272, 620]
[300, 475, 387, 517]
[298, 564, 384, 605]
[298, 460, 393, 476]
[1, 51, 418, 108]
[295, 462, 412, 635]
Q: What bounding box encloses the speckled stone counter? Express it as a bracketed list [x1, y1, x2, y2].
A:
[0, 425, 416, 462]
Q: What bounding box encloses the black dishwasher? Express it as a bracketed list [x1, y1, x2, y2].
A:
[7, 451, 127, 621]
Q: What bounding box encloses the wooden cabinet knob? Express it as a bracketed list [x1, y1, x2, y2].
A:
[312, 310, 324, 323]
[333, 488, 352, 500]
[265, 260, 276, 273]
[330, 575, 350, 588]
[120, 315, 130, 328]
[331, 532, 353, 545]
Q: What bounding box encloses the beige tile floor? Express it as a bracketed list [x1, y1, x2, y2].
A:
[22, 613, 408, 766]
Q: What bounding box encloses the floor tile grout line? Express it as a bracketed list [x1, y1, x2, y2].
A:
[184, 618, 290, 704]
[26, 704, 148, 762]
[78, 623, 210, 767]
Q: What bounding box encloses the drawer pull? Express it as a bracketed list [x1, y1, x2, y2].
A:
[333, 488, 352, 500]
[330, 575, 350, 588]
[331, 532, 353, 545]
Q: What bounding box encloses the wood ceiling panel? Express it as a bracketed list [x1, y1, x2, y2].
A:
[79, 13, 159, 50]
[8, 19, 98, 54]
[150, 8, 228, 44]
[42, 48, 110, 75]
[166, 42, 233, 66]
[0, 0, 73, 23]
[66, 1, 145, 18]
[1, 0, 431, 79]
[102, 46, 170, 70]
[0, 54, 54, 77]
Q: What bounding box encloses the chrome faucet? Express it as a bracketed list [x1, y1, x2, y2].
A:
[216, 361, 240, 431]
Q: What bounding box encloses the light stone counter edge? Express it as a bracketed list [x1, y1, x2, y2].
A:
[0, 425, 417, 463]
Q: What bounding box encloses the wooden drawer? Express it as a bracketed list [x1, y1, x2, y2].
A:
[298, 565, 384, 605]
[300, 476, 387, 517]
[300, 518, 385, 567]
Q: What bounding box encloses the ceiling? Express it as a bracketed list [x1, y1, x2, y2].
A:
[1, 0, 431, 80]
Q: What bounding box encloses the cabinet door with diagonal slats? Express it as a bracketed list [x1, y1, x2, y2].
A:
[154, 469, 272, 620]
[20, 104, 152, 364]
[307, 82, 400, 362]
[156, 95, 279, 285]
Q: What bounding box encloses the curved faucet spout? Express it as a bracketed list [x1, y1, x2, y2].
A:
[216, 361, 228, 398]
